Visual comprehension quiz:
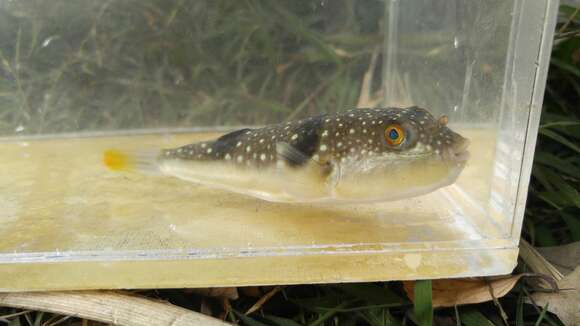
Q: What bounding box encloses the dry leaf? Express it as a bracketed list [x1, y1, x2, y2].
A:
[520, 239, 565, 281]
[530, 265, 580, 326]
[403, 275, 525, 307]
[239, 286, 262, 298]
[186, 287, 239, 300]
[0, 291, 227, 326]
[245, 285, 283, 315]
[537, 241, 580, 275]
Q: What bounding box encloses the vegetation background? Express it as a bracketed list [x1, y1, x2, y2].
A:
[0, 1, 578, 325]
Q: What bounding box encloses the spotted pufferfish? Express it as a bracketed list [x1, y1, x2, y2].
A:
[103, 106, 470, 203]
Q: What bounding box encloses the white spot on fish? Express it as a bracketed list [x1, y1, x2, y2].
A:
[320, 144, 328, 152]
[260, 154, 266, 161]
[246, 146, 252, 152]
[201, 143, 206, 148]
[236, 141, 242, 147]
[349, 129, 355, 134]
[337, 142, 343, 147]
[206, 148, 213, 154]
[237, 155, 243, 163]
[259, 139, 265, 143]
[225, 154, 231, 160]
[313, 154, 319, 161]
[291, 134, 298, 140]
[322, 130, 329, 137]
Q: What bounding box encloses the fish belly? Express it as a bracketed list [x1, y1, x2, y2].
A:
[158, 159, 330, 203]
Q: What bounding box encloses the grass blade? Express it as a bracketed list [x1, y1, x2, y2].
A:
[413, 280, 432, 326]
[551, 57, 580, 78]
[336, 283, 406, 306]
[516, 292, 525, 326]
[263, 314, 302, 326]
[459, 307, 495, 326]
[534, 303, 549, 326]
[232, 310, 269, 326]
[309, 301, 351, 326]
[561, 212, 580, 241]
[540, 129, 580, 154]
[534, 152, 580, 177]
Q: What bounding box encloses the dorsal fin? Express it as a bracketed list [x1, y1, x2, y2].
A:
[216, 128, 251, 142]
[211, 128, 251, 154]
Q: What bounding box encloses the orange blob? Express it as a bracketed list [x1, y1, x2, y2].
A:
[103, 149, 131, 171]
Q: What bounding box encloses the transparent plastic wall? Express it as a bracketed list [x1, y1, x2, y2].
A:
[380, 0, 558, 243]
[0, 0, 558, 290]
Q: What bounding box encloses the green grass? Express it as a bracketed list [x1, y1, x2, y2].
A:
[0, 0, 379, 134]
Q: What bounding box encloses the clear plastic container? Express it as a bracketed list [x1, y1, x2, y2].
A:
[0, 0, 558, 290]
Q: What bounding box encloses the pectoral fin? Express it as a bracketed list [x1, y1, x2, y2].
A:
[276, 142, 332, 176]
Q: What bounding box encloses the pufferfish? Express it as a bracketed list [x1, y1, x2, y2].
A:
[103, 106, 470, 203]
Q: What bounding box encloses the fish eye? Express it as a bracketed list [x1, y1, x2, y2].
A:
[385, 124, 405, 146]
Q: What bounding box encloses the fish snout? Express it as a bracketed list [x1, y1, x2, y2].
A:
[436, 128, 470, 163]
[449, 136, 470, 162]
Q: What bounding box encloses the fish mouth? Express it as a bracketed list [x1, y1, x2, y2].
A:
[443, 137, 470, 164]
[454, 150, 470, 162]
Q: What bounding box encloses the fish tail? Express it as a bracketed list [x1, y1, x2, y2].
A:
[103, 149, 161, 174]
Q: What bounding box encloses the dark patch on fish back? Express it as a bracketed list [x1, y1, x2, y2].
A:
[213, 128, 251, 154]
[285, 117, 323, 167]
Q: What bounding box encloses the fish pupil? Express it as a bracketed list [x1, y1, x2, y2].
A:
[389, 129, 399, 140]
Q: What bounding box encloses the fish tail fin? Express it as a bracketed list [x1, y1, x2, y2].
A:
[103, 149, 161, 174]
